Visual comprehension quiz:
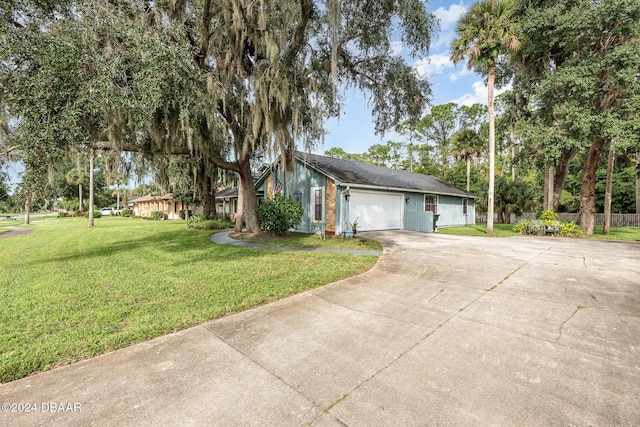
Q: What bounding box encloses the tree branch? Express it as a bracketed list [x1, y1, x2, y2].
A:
[90, 141, 240, 172]
[286, 0, 313, 58]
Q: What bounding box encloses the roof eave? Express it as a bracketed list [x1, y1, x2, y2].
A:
[341, 182, 480, 199]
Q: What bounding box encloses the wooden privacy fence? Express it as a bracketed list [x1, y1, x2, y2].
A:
[476, 213, 640, 227]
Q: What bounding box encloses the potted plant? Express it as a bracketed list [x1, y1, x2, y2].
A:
[350, 217, 359, 235]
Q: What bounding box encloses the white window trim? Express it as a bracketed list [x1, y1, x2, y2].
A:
[311, 186, 325, 223]
[424, 194, 438, 214]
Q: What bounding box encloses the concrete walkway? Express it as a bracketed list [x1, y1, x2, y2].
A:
[209, 230, 381, 255]
[1, 231, 638, 426]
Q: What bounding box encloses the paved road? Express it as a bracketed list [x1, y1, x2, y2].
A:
[1, 231, 638, 426]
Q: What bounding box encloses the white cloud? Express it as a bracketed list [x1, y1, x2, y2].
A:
[433, 3, 468, 30]
[389, 41, 404, 56]
[452, 80, 512, 106]
[449, 66, 473, 82]
[431, 3, 468, 49]
[414, 54, 454, 78]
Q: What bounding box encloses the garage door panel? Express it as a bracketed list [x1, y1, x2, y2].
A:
[349, 191, 402, 231]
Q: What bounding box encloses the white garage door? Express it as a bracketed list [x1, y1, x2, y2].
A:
[349, 191, 403, 231]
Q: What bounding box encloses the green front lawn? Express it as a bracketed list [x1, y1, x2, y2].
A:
[586, 225, 640, 241]
[0, 217, 378, 383]
[438, 223, 640, 241]
[233, 231, 382, 251]
[438, 223, 517, 237]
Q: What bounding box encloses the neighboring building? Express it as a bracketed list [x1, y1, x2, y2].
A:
[215, 186, 239, 220]
[130, 193, 203, 219]
[255, 152, 478, 235]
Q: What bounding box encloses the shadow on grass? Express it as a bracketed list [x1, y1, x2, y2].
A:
[21, 227, 303, 268]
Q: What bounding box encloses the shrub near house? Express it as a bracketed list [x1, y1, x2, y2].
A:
[257, 195, 304, 235]
[513, 210, 584, 237]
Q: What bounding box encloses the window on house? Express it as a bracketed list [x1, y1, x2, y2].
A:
[293, 191, 302, 204]
[462, 198, 468, 215]
[424, 195, 438, 213]
[311, 187, 325, 222]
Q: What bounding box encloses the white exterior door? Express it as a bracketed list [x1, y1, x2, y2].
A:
[349, 191, 403, 231]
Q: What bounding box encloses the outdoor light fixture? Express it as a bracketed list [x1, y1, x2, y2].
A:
[345, 194, 350, 201]
[405, 197, 410, 204]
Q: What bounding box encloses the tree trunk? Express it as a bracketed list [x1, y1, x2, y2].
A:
[88, 149, 95, 227]
[24, 196, 30, 225]
[486, 64, 496, 234]
[236, 158, 259, 233]
[545, 164, 555, 211]
[79, 183, 83, 211]
[551, 148, 578, 211]
[466, 157, 471, 192]
[578, 137, 605, 235]
[234, 182, 244, 232]
[511, 138, 515, 182]
[200, 168, 217, 219]
[116, 182, 121, 213]
[604, 145, 615, 235]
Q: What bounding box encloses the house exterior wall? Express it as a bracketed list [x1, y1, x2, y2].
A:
[216, 199, 237, 218]
[267, 175, 274, 199]
[255, 159, 476, 234]
[404, 192, 434, 232]
[436, 195, 475, 227]
[325, 179, 336, 234]
[256, 162, 329, 233]
[133, 199, 202, 219]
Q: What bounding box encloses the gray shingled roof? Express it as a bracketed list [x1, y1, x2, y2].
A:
[214, 187, 238, 198]
[297, 152, 478, 198]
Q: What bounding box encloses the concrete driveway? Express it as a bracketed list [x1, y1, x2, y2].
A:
[1, 231, 639, 426]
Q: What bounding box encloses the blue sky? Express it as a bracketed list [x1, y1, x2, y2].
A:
[320, 0, 507, 156]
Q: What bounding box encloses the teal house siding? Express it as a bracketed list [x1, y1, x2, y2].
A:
[436, 195, 475, 227]
[256, 161, 329, 233]
[253, 152, 478, 235]
[403, 192, 434, 232]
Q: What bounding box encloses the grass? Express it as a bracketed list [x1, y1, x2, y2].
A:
[438, 223, 517, 237]
[586, 226, 640, 241]
[232, 231, 382, 251]
[0, 217, 378, 383]
[438, 223, 640, 241]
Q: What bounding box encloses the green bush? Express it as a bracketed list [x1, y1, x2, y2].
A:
[179, 209, 193, 220]
[257, 195, 304, 235]
[121, 209, 133, 217]
[185, 214, 232, 230]
[559, 222, 585, 238]
[74, 210, 84, 217]
[188, 219, 234, 230]
[185, 214, 205, 228]
[149, 211, 165, 220]
[513, 221, 530, 235]
[537, 210, 559, 222]
[85, 211, 102, 218]
[57, 212, 68, 218]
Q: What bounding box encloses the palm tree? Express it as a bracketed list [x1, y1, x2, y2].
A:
[452, 128, 484, 191]
[450, 0, 520, 234]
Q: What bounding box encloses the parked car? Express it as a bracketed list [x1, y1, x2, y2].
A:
[100, 207, 114, 216]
